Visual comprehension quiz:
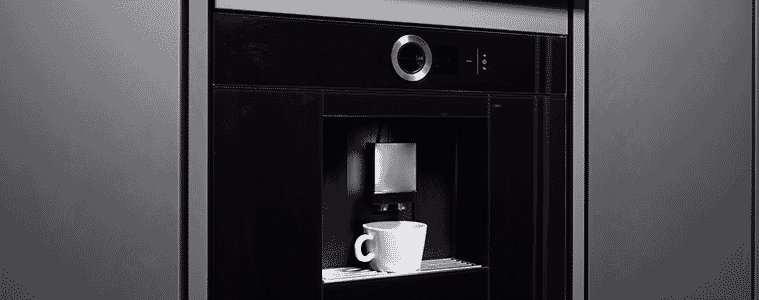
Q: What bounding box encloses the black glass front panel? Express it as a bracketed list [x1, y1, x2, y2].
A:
[213, 12, 565, 93]
[549, 38, 567, 95]
[210, 9, 568, 300]
[546, 97, 567, 299]
[323, 92, 488, 117]
[489, 96, 538, 299]
[211, 89, 567, 299]
[211, 89, 322, 299]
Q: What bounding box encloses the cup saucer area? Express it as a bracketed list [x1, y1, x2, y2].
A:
[322, 258, 482, 284]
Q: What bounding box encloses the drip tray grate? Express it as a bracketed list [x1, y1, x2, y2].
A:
[322, 258, 482, 284]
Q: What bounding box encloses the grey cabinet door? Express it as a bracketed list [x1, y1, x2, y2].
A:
[588, 1, 753, 299]
[0, 1, 181, 299]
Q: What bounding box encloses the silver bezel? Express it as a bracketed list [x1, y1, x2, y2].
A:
[391, 34, 432, 82]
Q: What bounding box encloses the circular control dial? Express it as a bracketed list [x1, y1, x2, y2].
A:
[391, 34, 432, 82]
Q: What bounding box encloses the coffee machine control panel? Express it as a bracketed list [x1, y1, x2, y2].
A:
[214, 12, 566, 93]
[462, 47, 491, 75]
[390, 33, 505, 84]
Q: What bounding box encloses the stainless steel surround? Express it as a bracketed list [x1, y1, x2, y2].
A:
[215, 0, 568, 34]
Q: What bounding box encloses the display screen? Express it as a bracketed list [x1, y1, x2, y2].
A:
[433, 45, 458, 75]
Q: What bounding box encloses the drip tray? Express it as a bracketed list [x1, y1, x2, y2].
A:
[322, 258, 482, 284]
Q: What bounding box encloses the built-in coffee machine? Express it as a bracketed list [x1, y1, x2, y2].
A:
[211, 10, 568, 300]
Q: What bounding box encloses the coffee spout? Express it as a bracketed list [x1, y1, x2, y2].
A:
[374, 203, 406, 212]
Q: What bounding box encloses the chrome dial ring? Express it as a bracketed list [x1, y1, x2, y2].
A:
[391, 34, 432, 82]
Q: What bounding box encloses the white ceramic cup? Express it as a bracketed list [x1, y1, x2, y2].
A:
[354, 221, 427, 273]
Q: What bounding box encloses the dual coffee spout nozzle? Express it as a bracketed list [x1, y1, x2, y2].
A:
[377, 203, 407, 212]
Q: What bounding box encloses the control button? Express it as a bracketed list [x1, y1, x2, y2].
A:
[398, 43, 426, 73]
[391, 34, 432, 82]
[482, 66, 487, 71]
[482, 54, 487, 57]
[482, 59, 487, 65]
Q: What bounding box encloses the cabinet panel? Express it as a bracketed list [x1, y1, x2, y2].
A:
[588, 1, 752, 299]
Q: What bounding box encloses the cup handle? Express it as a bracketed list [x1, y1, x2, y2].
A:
[354, 234, 376, 262]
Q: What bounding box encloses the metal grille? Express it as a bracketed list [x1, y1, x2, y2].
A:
[322, 258, 482, 284]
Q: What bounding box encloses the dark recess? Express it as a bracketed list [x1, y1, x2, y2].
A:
[180, 0, 189, 299]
